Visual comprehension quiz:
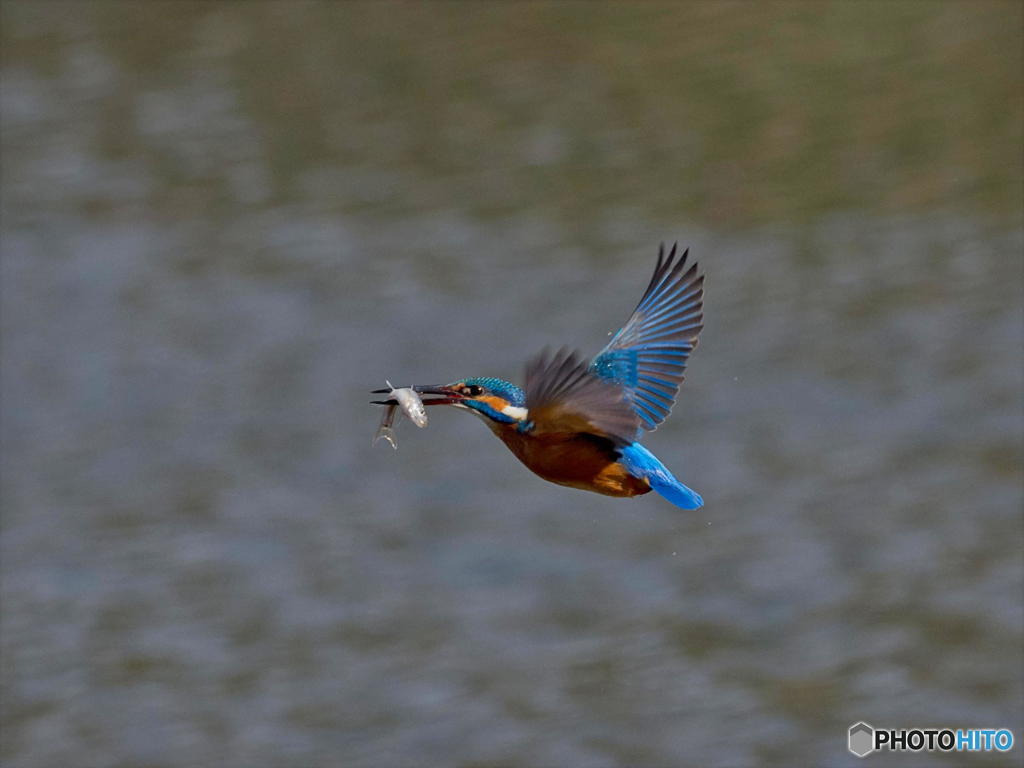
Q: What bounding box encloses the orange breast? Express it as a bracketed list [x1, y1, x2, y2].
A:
[490, 425, 651, 498]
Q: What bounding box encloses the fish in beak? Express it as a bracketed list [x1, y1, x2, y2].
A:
[370, 382, 464, 449]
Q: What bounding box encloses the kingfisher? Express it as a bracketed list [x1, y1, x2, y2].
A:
[372, 243, 705, 509]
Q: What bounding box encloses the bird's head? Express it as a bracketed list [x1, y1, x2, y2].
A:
[373, 376, 528, 426]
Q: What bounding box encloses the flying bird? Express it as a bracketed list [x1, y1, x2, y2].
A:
[372, 243, 705, 509]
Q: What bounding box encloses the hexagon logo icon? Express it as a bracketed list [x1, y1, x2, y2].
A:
[848, 722, 875, 758]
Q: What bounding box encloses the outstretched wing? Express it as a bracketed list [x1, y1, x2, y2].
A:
[523, 347, 639, 446]
[590, 243, 704, 432]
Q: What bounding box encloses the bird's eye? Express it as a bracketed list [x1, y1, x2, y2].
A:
[463, 385, 484, 396]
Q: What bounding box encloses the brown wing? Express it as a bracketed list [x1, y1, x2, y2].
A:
[523, 347, 639, 446]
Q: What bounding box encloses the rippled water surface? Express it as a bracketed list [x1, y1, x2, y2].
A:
[2, 4, 1022, 767]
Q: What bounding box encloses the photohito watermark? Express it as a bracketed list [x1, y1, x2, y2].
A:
[848, 722, 1015, 758]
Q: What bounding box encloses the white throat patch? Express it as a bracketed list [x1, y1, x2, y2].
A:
[501, 405, 529, 421]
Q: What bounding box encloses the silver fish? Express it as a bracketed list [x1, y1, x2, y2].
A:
[386, 380, 428, 428]
[372, 381, 428, 450]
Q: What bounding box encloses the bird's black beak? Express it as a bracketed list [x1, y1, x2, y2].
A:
[370, 384, 463, 406]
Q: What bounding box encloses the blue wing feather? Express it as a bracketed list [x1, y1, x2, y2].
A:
[591, 244, 704, 432]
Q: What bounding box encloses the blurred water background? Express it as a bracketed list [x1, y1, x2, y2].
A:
[2, 3, 1022, 766]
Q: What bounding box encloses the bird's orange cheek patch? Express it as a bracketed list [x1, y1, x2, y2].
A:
[478, 395, 509, 412]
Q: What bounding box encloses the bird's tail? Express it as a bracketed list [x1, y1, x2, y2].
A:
[619, 442, 704, 510]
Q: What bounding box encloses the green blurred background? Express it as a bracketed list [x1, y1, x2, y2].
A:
[2, 2, 1021, 766]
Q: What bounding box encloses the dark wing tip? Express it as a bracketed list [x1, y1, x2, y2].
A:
[640, 242, 697, 303]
